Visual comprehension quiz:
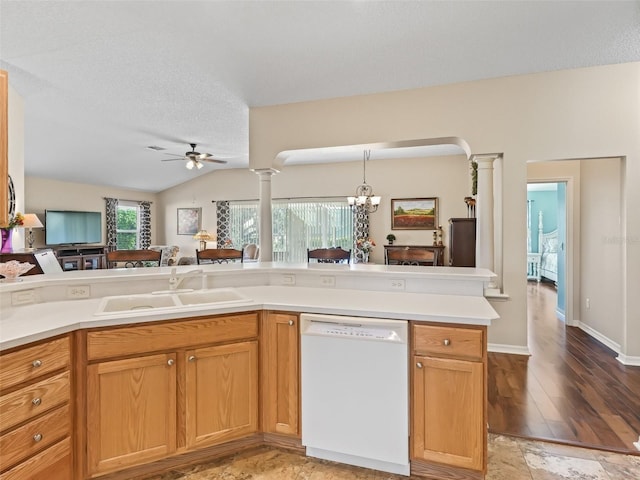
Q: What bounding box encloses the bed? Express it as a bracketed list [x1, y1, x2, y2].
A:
[539, 229, 558, 284]
[527, 209, 558, 284]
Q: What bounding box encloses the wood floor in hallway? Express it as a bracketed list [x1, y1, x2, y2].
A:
[488, 281, 640, 455]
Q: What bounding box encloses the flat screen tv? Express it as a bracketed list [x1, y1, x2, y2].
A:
[45, 210, 102, 245]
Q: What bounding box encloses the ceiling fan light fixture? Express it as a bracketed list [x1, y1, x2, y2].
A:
[196, 160, 204, 169]
[186, 159, 195, 170]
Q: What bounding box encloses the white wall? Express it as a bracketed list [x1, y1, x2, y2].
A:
[579, 158, 623, 346]
[158, 155, 470, 264]
[25, 177, 158, 248]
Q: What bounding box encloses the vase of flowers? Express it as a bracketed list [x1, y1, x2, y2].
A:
[0, 212, 24, 253]
[356, 237, 376, 263]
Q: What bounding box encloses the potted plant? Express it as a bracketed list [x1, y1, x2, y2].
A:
[386, 233, 396, 245]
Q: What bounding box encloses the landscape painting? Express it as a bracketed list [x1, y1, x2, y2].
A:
[391, 198, 438, 230]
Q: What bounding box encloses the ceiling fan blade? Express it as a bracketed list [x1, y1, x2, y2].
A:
[160, 158, 186, 162]
[163, 152, 187, 158]
[200, 158, 228, 164]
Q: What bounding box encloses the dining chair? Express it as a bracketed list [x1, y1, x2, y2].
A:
[385, 247, 436, 266]
[243, 244, 260, 262]
[196, 248, 244, 264]
[106, 249, 162, 268]
[307, 247, 351, 264]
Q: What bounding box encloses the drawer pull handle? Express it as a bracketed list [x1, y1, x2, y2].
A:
[443, 339, 451, 346]
[288, 320, 294, 326]
[167, 359, 175, 366]
[32, 398, 42, 406]
[33, 433, 43, 442]
[32, 359, 42, 368]
[188, 355, 196, 362]
[416, 362, 423, 369]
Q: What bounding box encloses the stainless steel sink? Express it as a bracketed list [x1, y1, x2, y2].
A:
[95, 289, 250, 315]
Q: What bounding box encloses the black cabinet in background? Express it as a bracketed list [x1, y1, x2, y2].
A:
[449, 218, 476, 267]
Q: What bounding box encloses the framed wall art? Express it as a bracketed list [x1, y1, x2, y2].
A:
[177, 207, 201, 235]
[391, 197, 438, 230]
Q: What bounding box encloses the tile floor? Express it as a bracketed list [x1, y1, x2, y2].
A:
[148, 434, 640, 480]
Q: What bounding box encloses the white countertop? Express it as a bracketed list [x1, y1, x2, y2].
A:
[0, 263, 499, 351]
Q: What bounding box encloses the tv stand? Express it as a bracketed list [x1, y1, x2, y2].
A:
[52, 245, 107, 271]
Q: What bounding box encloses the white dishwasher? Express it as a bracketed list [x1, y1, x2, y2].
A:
[300, 313, 409, 476]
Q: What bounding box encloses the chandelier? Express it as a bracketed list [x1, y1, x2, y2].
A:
[348, 150, 381, 213]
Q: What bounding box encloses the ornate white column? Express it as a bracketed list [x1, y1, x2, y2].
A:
[473, 155, 498, 288]
[254, 168, 277, 262]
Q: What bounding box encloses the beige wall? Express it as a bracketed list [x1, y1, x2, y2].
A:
[580, 158, 623, 346]
[25, 177, 158, 248]
[249, 62, 640, 358]
[158, 155, 470, 264]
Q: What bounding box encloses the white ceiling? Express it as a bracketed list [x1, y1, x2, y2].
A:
[1, 1, 638, 192]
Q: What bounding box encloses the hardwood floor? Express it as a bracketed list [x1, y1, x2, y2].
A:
[488, 281, 640, 455]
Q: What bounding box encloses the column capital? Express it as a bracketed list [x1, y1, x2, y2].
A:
[470, 153, 501, 167]
[251, 167, 279, 177]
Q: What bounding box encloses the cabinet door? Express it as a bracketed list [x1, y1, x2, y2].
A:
[262, 313, 299, 436]
[412, 355, 484, 471]
[86, 353, 177, 476]
[185, 341, 258, 449]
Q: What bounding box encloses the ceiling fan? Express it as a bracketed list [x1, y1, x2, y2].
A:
[161, 143, 228, 170]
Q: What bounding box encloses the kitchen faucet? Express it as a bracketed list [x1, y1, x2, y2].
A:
[168, 267, 205, 291]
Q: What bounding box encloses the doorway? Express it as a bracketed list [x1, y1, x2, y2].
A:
[527, 181, 567, 321]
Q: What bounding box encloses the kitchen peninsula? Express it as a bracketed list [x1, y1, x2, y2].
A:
[0, 263, 498, 480]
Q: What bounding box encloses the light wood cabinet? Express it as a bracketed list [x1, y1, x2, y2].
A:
[83, 313, 259, 477]
[86, 353, 177, 476]
[411, 323, 486, 476]
[0, 336, 72, 479]
[261, 312, 299, 437]
[185, 341, 258, 449]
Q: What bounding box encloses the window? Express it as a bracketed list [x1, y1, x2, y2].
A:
[228, 198, 353, 262]
[116, 201, 141, 250]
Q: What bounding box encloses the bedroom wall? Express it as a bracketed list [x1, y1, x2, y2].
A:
[527, 188, 558, 253]
[25, 177, 159, 248]
[157, 155, 470, 264]
[579, 158, 623, 348]
[249, 62, 640, 357]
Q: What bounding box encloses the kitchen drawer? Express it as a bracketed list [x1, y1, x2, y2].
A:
[0, 337, 70, 392]
[87, 312, 259, 360]
[0, 371, 70, 433]
[413, 324, 484, 361]
[0, 436, 71, 480]
[0, 404, 69, 471]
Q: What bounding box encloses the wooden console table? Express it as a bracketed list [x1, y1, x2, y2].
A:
[384, 245, 445, 266]
[53, 245, 107, 271]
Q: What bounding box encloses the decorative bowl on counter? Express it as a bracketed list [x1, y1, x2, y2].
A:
[0, 260, 35, 282]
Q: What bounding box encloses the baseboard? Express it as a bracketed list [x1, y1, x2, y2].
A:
[616, 353, 640, 367]
[488, 343, 531, 356]
[575, 321, 621, 354]
[555, 308, 565, 322]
